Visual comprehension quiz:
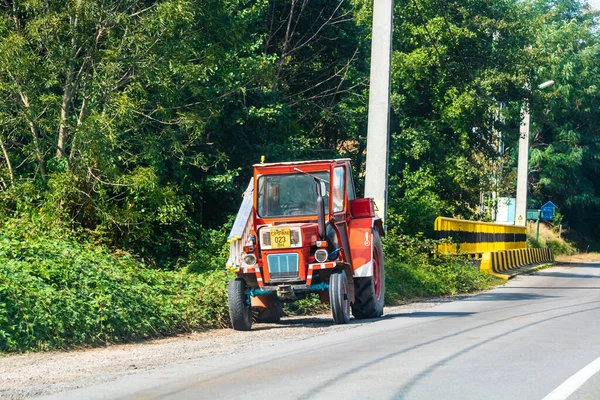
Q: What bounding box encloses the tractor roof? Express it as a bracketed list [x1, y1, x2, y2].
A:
[253, 158, 351, 168]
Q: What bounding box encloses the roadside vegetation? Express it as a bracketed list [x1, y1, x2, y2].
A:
[383, 235, 501, 304]
[0, 0, 598, 352]
[0, 216, 230, 353]
[0, 219, 498, 353]
[555, 253, 600, 263]
[527, 221, 577, 256]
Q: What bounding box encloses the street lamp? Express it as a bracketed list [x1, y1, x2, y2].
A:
[537, 80, 555, 89]
[514, 80, 555, 226]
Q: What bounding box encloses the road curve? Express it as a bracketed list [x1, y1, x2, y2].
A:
[39, 262, 600, 400]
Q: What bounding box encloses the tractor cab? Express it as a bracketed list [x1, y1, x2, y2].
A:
[226, 159, 385, 330]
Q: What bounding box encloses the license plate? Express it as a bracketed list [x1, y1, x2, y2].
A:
[270, 228, 290, 249]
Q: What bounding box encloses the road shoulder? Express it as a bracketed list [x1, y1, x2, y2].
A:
[0, 296, 465, 399]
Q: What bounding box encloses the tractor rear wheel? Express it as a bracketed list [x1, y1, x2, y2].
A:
[329, 270, 350, 324]
[228, 278, 253, 331]
[352, 229, 385, 319]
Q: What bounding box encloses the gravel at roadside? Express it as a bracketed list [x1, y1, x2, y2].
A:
[0, 296, 470, 400]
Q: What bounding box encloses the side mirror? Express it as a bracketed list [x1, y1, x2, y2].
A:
[319, 181, 327, 197]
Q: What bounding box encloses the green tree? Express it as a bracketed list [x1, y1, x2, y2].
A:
[527, 0, 600, 244]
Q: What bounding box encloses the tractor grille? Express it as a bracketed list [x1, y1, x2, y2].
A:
[267, 253, 299, 280]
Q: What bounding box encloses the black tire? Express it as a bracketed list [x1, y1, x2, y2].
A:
[228, 278, 252, 331]
[352, 229, 385, 319]
[330, 270, 350, 324]
[254, 299, 283, 323]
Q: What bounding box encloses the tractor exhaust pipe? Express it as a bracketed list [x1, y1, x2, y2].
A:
[315, 180, 326, 240]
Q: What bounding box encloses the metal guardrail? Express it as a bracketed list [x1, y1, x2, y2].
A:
[434, 217, 527, 255]
[480, 248, 554, 279]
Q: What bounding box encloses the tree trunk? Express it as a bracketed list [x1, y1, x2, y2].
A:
[69, 80, 89, 167]
[19, 92, 47, 182]
[11, 0, 21, 33]
[57, 14, 80, 158]
[273, 0, 297, 86]
[0, 138, 14, 185]
[56, 64, 76, 158]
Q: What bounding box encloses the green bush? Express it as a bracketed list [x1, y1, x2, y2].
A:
[527, 230, 576, 256]
[383, 234, 501, 303]
[527, 236, 543, 248]
[546, 239, 576, 256]
[284, 294, 329, 316]
[0, 216, 502, 353]
[0, 216, 230, 353]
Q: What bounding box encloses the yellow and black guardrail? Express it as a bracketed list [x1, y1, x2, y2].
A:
[480, 248, 554, 279]
[434, 217, 527, 256]
[434, 217, 554, 279]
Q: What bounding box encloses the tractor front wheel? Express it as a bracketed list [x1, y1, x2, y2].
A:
[329, 270, 350, 324]
[228, 278, 253, 331]
[352, 229, 385, 319]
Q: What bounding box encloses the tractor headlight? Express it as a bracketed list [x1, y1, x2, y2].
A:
[314, 249, 328, 263]
[243, 253, 257, 266]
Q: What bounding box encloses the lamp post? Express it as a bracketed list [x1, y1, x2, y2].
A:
[514, 80, 554, 226]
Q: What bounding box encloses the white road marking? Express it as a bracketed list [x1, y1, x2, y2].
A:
[541, 356, 600, 400]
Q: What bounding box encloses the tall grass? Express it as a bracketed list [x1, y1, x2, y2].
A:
[383, 234, 502, 304]
[527, 222, 576, 256]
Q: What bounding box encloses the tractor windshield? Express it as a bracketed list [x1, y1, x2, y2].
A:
[257, 172, 330, 218]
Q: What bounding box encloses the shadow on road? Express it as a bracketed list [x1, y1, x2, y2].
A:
[496, 286, 600, 290]
[553, 262, 600, 267]
[530, 262, 599, 279]
[535, 271, 600, 279]
[402, 311, 475, 318]
[252, 317, 335, 330]
[252, 310, 476, 331]
[465, 292, 559, 301]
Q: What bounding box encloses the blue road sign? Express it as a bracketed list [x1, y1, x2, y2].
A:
[541, 201, 557, 221]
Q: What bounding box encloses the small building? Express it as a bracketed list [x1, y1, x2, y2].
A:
[496, 197, 516, 224]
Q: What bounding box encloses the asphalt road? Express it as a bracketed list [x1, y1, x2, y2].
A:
[39, 261, 600, 400]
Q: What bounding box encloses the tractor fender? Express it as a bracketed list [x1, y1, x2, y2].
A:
[373, 217, 385, 237]
[348, 217, 380, 278]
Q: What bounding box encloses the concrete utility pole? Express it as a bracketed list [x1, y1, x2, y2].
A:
[515, 80, 554, 226]
[515, 97, 530, 226]
[364, 0, 394, 226]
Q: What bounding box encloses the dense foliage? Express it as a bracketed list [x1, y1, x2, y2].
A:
[0, 0, 598, 262]
[0, 216, 495, 352]
[0, 0, 598, 351]
[0, 216, 229, 352]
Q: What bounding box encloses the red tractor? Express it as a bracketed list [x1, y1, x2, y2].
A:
[226, 158, 385, 330]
